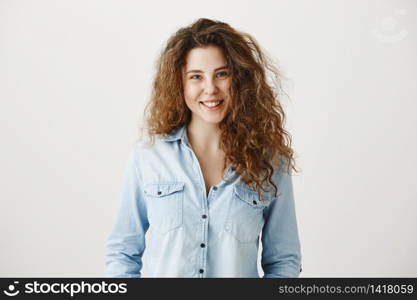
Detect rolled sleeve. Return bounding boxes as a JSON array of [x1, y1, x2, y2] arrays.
[[105, 143, 149, 277], [261, 163, 302, 278]]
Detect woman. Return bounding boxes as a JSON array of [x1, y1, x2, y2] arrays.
[[105, 18, 302, 278]]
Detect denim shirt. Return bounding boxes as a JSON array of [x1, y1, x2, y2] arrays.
[[105, 125, 302, 278]]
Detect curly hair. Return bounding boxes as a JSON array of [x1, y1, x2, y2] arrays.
[[141, 18, 300, 201]]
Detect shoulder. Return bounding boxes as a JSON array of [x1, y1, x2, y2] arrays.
[[264, 154, 294, 197], [265, 153, 292, 181], [132, 126, 185, 153], [130, 135, 166, 155], [128, 132, 182, 167]]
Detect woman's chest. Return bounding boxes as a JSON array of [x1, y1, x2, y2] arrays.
[[197, 155, 225, 194], [143, 177, 272, 243]]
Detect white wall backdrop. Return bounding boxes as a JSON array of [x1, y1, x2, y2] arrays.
[[0, 0, 416, 277]]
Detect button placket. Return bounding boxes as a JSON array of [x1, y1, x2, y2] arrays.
[[225, 222, 231, 232]]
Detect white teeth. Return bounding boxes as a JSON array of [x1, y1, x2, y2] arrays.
[[201, 100, 222, 107]]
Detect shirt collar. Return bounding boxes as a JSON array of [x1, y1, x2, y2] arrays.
[[161, 124, 237, 180], [160, 125, 187, 142]]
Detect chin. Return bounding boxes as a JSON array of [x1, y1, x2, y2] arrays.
[[191, 111, 226, 125], [201, 116, 224, 124]]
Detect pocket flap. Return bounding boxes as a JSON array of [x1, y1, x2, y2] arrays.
[[234, 185, 272, 208], [144, 182, 185, 197]]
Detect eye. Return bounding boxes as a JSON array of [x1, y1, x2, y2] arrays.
[[216, 71, 229, 78], [189, 74, 202, 80]]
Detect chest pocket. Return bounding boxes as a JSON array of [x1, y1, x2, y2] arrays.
[[144, 182, 185, 234], [225, 184, 273, 243]]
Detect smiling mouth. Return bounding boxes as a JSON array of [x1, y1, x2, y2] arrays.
[[199, 99, 224, 108]]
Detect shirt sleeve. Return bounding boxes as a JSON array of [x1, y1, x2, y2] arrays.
[[105, 143, 149, 277], [261, 161, 302, 278]]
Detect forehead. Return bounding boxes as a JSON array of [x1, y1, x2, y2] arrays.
[[184, 46, 227, 71]]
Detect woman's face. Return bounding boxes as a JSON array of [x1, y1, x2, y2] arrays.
[[182, 45, 231, 124]]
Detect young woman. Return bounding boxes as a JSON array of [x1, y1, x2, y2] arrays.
[[105, 18, 302, 278]]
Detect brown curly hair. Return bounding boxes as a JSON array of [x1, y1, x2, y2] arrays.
[[141, 18, 300, 201]]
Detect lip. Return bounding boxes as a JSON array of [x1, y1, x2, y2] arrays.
[[200, 99, 223, 103], [199, 99, 224, 111]]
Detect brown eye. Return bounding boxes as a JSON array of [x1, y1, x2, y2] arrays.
[[216, 71, 228, 78], [190, 74, 202, 80]]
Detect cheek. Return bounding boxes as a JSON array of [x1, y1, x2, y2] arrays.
[[220, 79, 232, 93], [184, 97, 194, 110], [184, 85, 199, 110], [184, 83, 202, 100]]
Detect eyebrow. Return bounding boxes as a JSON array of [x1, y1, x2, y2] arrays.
[[185, 65, 229, 74]]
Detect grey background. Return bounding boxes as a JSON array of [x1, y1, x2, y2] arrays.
[[0, 0, 416, 277]]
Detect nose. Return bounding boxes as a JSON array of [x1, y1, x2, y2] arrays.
[[203, 78, 218, 95]]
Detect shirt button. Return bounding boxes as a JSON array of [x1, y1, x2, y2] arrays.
[[253, 200, 257, 205], [200, 243, 205, 248], [212, 186, 218, 190], [199, 269, 204, 274], [157, 191, 162, 195], [202, 214, 207, 219]]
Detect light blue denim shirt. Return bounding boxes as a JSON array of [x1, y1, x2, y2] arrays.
[[105, 125, 302, 278]]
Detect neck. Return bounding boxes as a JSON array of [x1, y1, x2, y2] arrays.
[[186, 118, 222, 153]]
